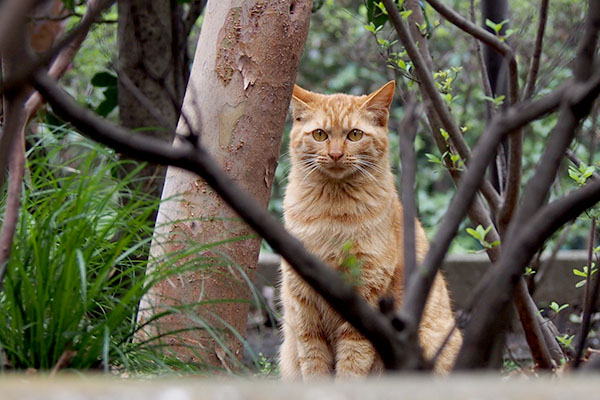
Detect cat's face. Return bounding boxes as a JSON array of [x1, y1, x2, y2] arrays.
[[289, 81, 395, 180]]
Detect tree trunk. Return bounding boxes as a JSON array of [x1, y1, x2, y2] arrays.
[[137, 0, 311, 369], [117, 0, 189, 200]]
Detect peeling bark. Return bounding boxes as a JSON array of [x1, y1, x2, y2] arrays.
[[137, 0, 311, 369]]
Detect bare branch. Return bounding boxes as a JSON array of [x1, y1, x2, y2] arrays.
[[573, 216, 597, 368], [398, 101, 419, 287], [513, 278, 553, 369], [523, 0, 550, 100], [0, 116, 25, 290], [469, 0, 495, 118], [456, 3, 600, 366], [183, 0, 206, 39]]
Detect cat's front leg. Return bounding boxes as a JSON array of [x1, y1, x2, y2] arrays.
[[287, 297, 334, 379], [334, 321, 376, 379]]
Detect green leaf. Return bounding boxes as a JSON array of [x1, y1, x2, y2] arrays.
[[91, 71, 118, 88], [466, 227, 481, 240], [425, 153, 442, 165], [400, 10, 413, 19], [366, 0, 389, 29], [549, 302, 568, 313], [62, 0, 75, 11], [440, 128, 449, 141], [573, 268, 587, 277], [96, 86, 118, 117]]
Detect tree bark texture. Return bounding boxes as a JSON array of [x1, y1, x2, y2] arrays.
[[117, 0, 188, 199], [137, 0, 311, 368]]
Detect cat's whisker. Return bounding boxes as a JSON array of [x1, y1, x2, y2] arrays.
[[354, 164, 378, 184], [300, 163, 321, 185]]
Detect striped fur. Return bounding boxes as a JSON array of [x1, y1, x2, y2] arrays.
[[279, 82, 461, 380]]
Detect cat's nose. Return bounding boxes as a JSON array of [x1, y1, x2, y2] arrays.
[[328, 152, 343, 162]]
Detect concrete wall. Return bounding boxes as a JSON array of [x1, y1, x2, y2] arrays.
[[256, 250, 592, 310]]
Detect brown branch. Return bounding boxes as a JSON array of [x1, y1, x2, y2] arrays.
[[513, 278, 553, 369], [573, 216, 597, 368], [183, 0, 206, 39], [382, 0, 471, 165], [0, 115, 26, 289], [469, 0, 495, 118], [502, 3, 600, 237], [457, 4, 600, 366], [523, 0, 550, 100], [398, 101, 419, 287], [32, 72, 410, 370]]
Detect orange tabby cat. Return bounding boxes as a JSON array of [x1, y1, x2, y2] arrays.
[[279, 81, 462, 379]]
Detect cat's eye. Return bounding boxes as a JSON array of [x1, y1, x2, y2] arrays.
[[347, 129, 364, 141], [312, 129, 328, 142]]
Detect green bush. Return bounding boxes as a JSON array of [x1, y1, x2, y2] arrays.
[[0, 133, 269, 374]]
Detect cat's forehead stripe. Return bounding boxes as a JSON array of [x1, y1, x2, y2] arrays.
[[319, 94, 362, 129]]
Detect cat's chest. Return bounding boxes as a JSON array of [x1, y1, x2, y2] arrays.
[[284, 197, 396, 262]]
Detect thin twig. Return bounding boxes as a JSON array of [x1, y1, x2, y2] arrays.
[[183, 0, 206, 39], [49, 349, 76, 377], [469, 0, 495, 118], [523, 0, 550, 100], [573, 216, 596, 368]]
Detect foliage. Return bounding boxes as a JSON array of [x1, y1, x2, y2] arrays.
[[0, 134, 154, 370], [0, 132, 270, 374]]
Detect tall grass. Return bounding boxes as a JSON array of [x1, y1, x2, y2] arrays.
[[0, 132, 273, 375]]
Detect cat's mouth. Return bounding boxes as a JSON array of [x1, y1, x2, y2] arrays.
[[320, 162, 353, 179]]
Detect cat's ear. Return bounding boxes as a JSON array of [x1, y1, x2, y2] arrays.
[[361, 81, 395, 126], [291, 84, 315, 122]]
